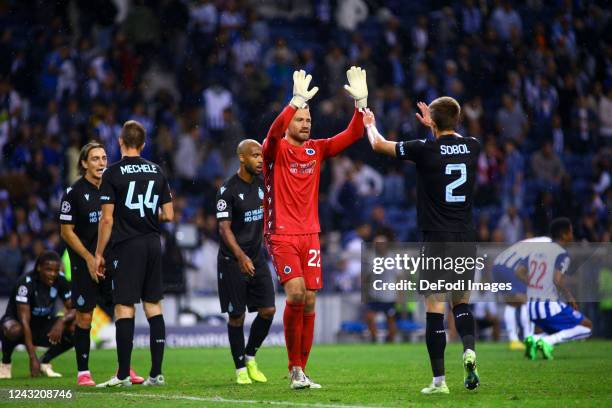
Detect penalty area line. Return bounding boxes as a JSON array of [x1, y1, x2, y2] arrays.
[[79, 391, 390, 408]]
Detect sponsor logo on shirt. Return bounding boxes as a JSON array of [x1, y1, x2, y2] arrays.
[[289, 160, 317, 175], [244, 207, 263, 223]]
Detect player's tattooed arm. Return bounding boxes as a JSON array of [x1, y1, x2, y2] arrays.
[[218, 220, 255, 276], [17, 304, 40, 377], [363, 108, 398, 157], [60, 224, 98, 283], [553, 269, 578, 310]]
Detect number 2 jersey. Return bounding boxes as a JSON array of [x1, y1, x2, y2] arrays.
[[100, 156, 172, 244], [395, 134, 480, 232]]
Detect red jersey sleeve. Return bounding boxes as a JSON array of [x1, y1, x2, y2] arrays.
[[318, 108, 364, 159], [262, 105, 297, 161]]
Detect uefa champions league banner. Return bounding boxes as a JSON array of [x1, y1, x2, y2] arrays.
[[361, 242, 612, 303], [130, 324, 285, 349]]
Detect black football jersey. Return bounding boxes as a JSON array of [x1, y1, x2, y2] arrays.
[[99, 156, 172, 244], [216, 174, 265, 260], [59, 177, 101, 255], [395, 134, 480, 232], [3, 271, 71, 319]]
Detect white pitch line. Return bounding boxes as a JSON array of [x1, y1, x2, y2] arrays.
[[79, 391, 391, 408]]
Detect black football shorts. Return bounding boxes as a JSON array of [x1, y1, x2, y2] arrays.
[[217, 253, 275, 315], [70, 254, 113, 312], [418, 230, 477, 295], [110, 233, 164, 305]]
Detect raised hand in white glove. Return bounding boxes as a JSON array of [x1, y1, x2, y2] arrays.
[[289, 70, 319, 109], [344, 66, 368, 109]]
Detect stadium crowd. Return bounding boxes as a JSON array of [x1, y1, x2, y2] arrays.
[[0, 0, 610, 294]]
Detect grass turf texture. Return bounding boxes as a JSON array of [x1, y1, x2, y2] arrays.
[[1, 341, 611, 407]]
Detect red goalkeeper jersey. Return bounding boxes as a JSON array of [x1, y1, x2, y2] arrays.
[[262, 105, 364, 235]]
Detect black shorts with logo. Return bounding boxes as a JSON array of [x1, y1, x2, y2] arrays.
[[418, 230, 477, 295], [110, 233, 164, 305], [217, 253, 275, 315], [70, 254, 113, 312]]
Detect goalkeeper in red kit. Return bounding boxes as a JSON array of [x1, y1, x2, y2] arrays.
[[263, 67, 367, 389]]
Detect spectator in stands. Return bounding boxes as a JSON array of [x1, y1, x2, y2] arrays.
[[496, 94, 527, 144], [598, 84, 612, 145], [490, 0, 522, 41], [497, 205, 524, 244], [531, 140, 565, 187]]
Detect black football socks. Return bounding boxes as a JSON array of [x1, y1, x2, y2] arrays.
[[74, 326, 91, 372], [148, 315, 165, 377], [227, 323, 246, 369], [245, 314, 273, 357], [425, 312, 446, 377], [115, 318, 135, 380], [453, 303, 476, 352]]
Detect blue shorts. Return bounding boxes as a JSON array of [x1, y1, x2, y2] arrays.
[[492, 264, 526, 294], [367, 302, 396, 315], [530, 300, 584, 334]]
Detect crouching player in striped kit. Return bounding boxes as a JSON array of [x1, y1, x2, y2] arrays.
[[516, 217, 592, 360]]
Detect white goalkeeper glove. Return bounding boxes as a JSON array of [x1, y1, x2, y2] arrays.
[[289, 70, 319, 109], [344, 66, 368, 109]]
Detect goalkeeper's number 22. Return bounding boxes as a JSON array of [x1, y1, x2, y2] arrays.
[[125, 180, 159, 217]]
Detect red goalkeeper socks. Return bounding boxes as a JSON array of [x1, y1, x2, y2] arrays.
[[301, 312, 315, 370], [284, 301, 305, 370]]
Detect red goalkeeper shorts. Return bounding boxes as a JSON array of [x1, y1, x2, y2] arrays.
[[265, 233, 322, 290]]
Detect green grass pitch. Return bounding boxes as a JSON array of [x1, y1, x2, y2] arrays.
[[1, 341, 611, 407]]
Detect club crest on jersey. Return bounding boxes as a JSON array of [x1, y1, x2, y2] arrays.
[[84, 194, 89, 201], [258, 187, 264, 199], [217, 199, 227, 211], [305, 148, 315, 155], [61, 201, 71, 213], [283, 265, 292, 274]]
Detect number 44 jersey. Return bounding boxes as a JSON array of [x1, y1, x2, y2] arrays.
[[100, 156, 172, 243], [395, 134, 480, 232]]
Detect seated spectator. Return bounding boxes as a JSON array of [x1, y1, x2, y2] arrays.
[[531, 140, 565, 187]]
